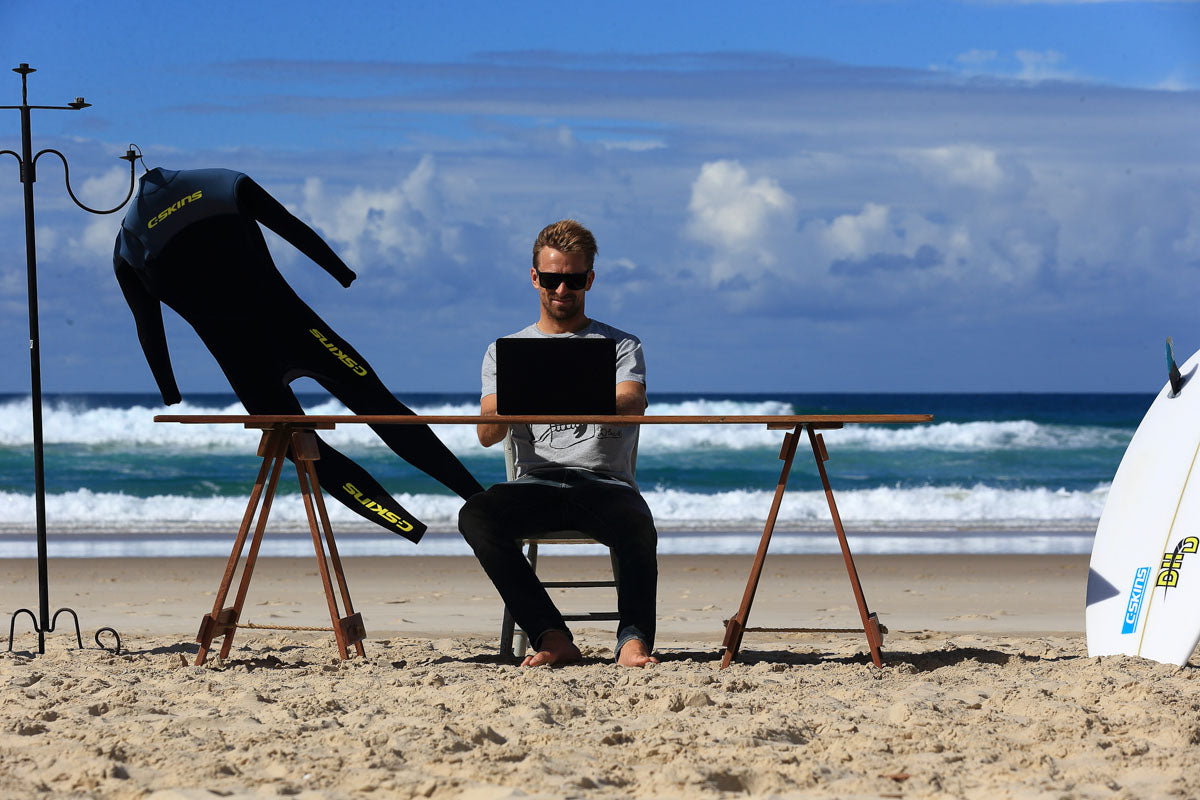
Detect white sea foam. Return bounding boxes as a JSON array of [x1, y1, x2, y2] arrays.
[[0, 397, 1130, 454], [0, 482, 1107, 535], [820, 419, 1130, 452]]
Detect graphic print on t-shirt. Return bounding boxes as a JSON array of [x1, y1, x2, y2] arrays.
[[534, 423, 597, 450]]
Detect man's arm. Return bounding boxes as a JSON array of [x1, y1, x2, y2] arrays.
[[477, 393, 508, 447], [616, 380, 647, 416]]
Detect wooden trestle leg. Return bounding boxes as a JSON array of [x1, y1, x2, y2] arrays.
[[720, 423, 885, 669], [721, 424, 803, 669], [196, 426, 289, 665], [292, 430, 365, 659], [805, 425, 885, 669], [194, 423, 364, 665]]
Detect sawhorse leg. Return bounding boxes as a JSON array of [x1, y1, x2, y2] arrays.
[[292, 431, 365, 659], [721, 423, 884, 669], [196, 426, 289, 665], [805, 425, 884, 668], [194, 424, 364, 665]]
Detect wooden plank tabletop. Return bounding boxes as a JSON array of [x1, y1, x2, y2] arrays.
[[154, 414, 932, 426]]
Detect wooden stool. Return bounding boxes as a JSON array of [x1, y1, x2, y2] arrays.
[[195, 423, 365, 665]]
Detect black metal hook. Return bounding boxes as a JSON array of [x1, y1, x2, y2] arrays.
[[49, 608, 84, 649], [95, 627, 122, 655], [128, 143, 149, 175], [31, 145, 138, 215], [7, 608, 36, 651]]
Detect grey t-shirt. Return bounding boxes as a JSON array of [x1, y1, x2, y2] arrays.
[[482, 320, 645, 488]]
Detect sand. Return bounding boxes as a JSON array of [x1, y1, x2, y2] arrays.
[[2, 553, 1199, 799]]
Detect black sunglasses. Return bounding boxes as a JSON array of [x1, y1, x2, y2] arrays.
[[536, 269, 591, 291]]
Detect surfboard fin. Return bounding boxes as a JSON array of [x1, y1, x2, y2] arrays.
[[1167, 337, 1184, 396]]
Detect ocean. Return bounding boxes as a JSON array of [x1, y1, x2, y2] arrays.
[[0, 392, 1147, 558]]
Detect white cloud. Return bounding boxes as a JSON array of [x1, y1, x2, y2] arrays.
[[950, 48, 1090, 85], [1154, 70, 1198, 92], [1015, 49, 1074, 82], [35, 226, 59, 258], [685, 160, 796, 283], [78, 166, 136, 213], [0, 266, 25, 299], [62, 216, 120, 266], [957, 49, 999, 65], [820, 203, 892, 260], [600, 139, 666, 152], [26, 165, 133, 268], [906, 145, 1005, 191], [299, 155, 440, 268], [77, 217, 119, 262]]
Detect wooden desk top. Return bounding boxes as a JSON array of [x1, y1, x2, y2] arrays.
[[155, 413, 932, 427]]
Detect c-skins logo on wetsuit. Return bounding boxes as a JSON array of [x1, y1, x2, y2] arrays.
[[309, 328, 368, 376], [146, 190, 203, 229], [341, 482, 415, 532]]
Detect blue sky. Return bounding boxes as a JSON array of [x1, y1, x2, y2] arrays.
[[2, 0, 1198, 395]]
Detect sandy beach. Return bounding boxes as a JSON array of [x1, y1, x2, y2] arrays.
[[2, 552, 1198, 799]]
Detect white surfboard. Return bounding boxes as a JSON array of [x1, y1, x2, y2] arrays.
[[1086, 343, 1200, 666]]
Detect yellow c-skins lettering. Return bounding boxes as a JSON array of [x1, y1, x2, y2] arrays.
[[146, 190, 203, 229], [342, 482, 414, 532], [310, 328, 369, 376]]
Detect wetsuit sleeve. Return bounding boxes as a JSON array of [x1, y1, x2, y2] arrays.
[[237, 178, 357, 288], [114, 258, 182, 405]]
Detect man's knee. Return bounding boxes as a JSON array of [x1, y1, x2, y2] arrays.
[[457, 492, 497, 545], [617, 512, 658, 552]]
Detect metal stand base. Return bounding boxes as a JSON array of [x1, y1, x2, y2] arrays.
[[7, 607, 121, 654]]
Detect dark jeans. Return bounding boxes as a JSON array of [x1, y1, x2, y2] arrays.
[[458, 470, 658, 655]]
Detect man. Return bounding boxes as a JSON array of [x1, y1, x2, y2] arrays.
[[458, 219, 659, 668]]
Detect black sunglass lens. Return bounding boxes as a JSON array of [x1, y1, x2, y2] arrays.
[[539, 271, 588, 290]]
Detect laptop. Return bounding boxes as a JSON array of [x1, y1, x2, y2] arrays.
[[495, 337, 617, 415]]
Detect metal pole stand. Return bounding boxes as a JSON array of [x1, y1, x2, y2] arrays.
[[2, 63, 135, 656], [721, 423, 886, 669], [195, 423, 366, 665]]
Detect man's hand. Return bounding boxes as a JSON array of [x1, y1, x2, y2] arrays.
[[477, 393, 508, 447]]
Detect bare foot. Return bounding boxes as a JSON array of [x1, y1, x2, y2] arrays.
[[616, 638, 660, 667], [521, 630, 582, 667]]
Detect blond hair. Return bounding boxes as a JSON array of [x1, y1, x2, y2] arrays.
[[532, 219, 598, 270]]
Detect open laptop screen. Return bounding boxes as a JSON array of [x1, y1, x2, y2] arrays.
[[495, 337, 617, 415]]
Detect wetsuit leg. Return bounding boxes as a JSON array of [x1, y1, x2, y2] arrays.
[[310, 437, 426, 542], [227, 374, 428, 541], [300, 317, 484, 499]]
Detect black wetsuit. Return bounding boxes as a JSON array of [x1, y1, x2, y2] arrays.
[[113, 167, 482, 541]]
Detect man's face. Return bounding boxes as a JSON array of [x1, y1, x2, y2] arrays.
[[532, 247, 594, 323]]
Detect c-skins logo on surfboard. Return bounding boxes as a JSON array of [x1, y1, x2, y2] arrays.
[[1121, 566, 1151, 634]]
